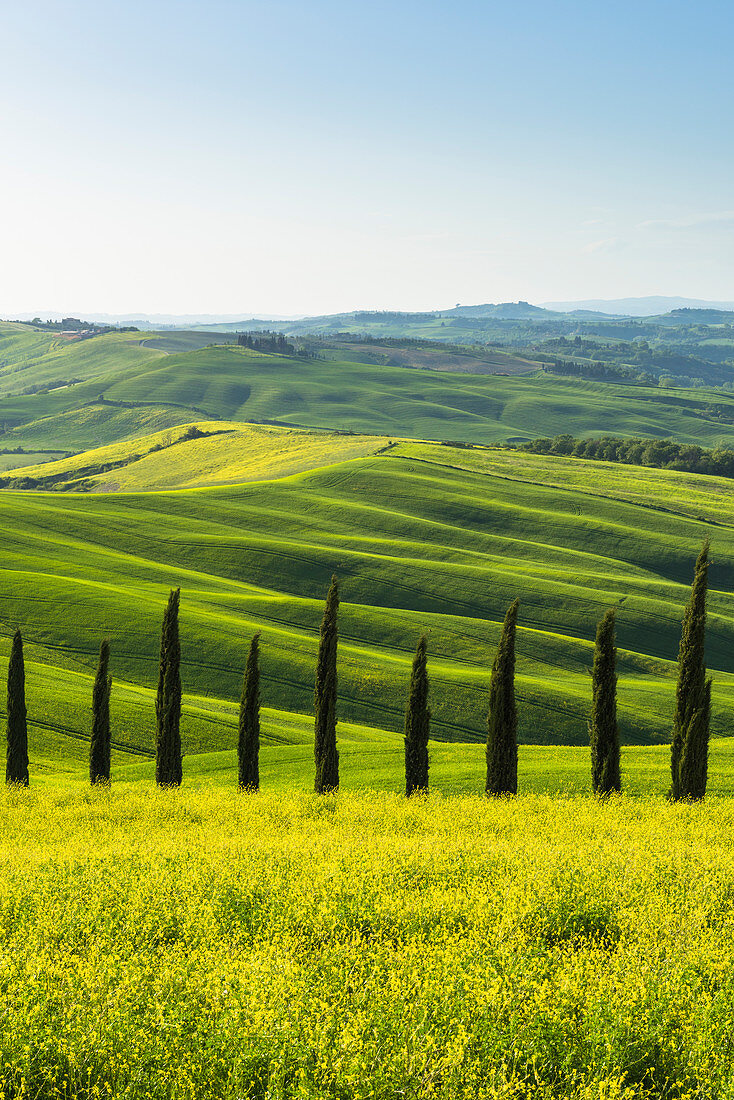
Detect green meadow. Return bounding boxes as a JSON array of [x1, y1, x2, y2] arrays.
[[1, 429, 732, 788], [2, 422, 392, 491], [2, 321, 734, 791], [4, 322, 734, 454]]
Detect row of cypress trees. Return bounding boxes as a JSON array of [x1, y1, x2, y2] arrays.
[[383, 543, 709, 802], [586, 541, 712, 801], [5, 545, 713, 800], [5, 588, 186, 790]]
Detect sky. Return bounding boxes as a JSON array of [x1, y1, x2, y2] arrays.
[[1, 0, 733, 316]]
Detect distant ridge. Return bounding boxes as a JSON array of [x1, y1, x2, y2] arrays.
[[7, 298, 734, 329], [1, 311, 304, 328], [542, 296, 734, 316], [442, 301, 557, 320]]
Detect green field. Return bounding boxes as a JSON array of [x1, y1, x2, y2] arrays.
[[320, 339, 544, 374], [3, 321, 734, 1099], [5, 323, 734, 454], [1, 422, 392, 491], [2, 321, 734, 789], [1, 434, 733, 786]]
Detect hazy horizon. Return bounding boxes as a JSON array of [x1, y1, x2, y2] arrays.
[[6, 295, 734, 326]]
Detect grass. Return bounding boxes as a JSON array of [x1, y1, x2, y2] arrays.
[[322, 339, 543, 374], [2, 439, 734, 778], [87, 735, 734, 800], [0, 324, 162, 397], [0, 451, 64, 472], [4, 422, 392, 491], [4, 788, 734, 1097], [105, 344, 734, 446], [4, 325, 734, 1098], [4, 322, 734, 772], [5, 322, 734, 453]]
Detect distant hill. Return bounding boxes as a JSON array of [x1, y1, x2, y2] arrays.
[[1, 311, 303, 329], [8, 298, 734, 328], [664, 308, 734, 323], [5, 319, 734, 755], [5, 436, 734, 751], [196, 302, 600, 335], [543, 296, 734, 316], [441, 301, 557, 320]]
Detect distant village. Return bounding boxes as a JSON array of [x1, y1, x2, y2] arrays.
[[23, 317, 139, 339]]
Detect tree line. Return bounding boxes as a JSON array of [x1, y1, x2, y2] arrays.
[[542, 359, 652, 384], [5, 545, 713, 801], [518, 434, 734, 479], [237, 332, 295, 355], [236, 332, 319, 359]]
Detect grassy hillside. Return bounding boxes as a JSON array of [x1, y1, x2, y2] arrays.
[[2, 422, 392, 491], [2, 439, 734, 785], [3, 403, 199, 451], [200, 307, 734, 385], [4, 321, 734, 787], [321, 339, 543, 374], [0, 323, 162, 396], [104, 344, 734, 445], [0, 323, 195, 451], [5, 323, 734, 455]]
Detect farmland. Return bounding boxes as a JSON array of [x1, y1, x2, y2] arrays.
[[4, 318, 734, 1100], [1, 430, 733, 787], [4, 323, 734, 456], [3, 316, 734, 1099], [1, 422, 392, 491], [9, 0, 734, 1091]]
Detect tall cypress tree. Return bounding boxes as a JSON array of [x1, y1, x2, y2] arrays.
[[589, 608, 621, 795], [404, 635, 430, 796], [89, 639, 112, 785], [314, 575, 339, 793], [486, 600, 519, 796], [671, 541, 712, 801], [238, 632, 261, 790], [6, 629, 29, 787], [156, 588, 183, 788]]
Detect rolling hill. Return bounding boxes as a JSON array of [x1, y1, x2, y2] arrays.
[[0, 422, 392, 491], [2, 436, 734, 788], [544, 296, 734, 316], [4, 323, 734, 457], [3, 320, 734, 790]]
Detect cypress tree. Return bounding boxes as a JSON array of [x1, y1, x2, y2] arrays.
[[679, 679, 712, 801], [238, 632, 261, 790], [671, 541, 712, 800], [589, 608, 621, 795], [314, 575, 339, 793], [156, 588, 183, 788], [486, 600, 519, 796], [89, 639, 112, 785], [6, 629, 29, 787], [404, 635, 430, 796]]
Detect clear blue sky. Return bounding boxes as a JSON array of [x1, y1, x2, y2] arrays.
[[2, 0, 733, 315]]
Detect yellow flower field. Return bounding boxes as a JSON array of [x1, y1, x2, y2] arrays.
[[2, 788, 734, 1098]]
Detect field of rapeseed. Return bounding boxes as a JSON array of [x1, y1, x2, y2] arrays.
[[2, 789, 734, 1099]]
